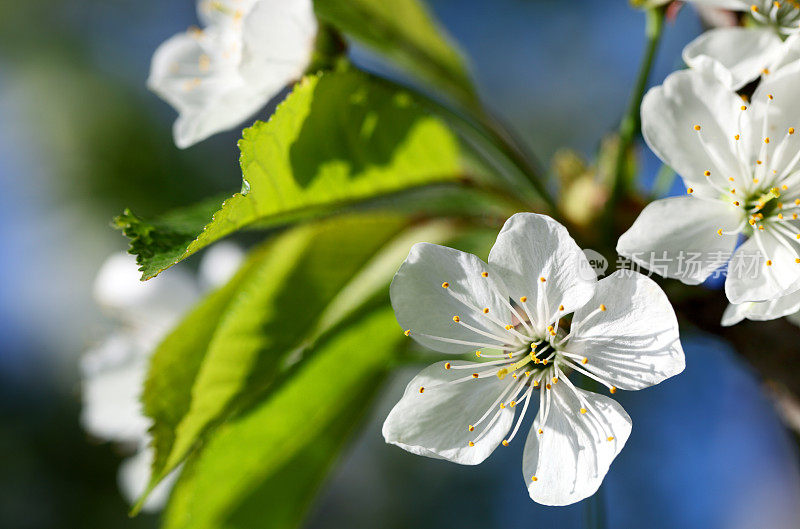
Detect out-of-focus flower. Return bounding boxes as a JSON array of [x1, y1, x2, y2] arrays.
[[81, 243, 243, 511], [148, 0, 318, 148], [684, 28, 800, 90], [383, 213, 684, 506], [618, 66, 800, 303]]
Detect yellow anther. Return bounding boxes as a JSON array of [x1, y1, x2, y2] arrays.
[[796, 258, 800, 263], [542, 359, 548, 365], [600, 304, 607, 312], [704, 170, 711, 177], [538, 428, 543, 434], [539, 277, 546, 283], [483, 307, 489, 314], [444, 362, 451, 370], [508, 353, 513, 359], [759, 225, 765, 231], [791, 128, 796, 135], [772, 187, 781, 196], [741, 106, 747, 111], [505, 324, 513, 330], [525, 371, 531, 377], [441, 282, 449, 288], [766, 137, 771, 144], [730, 188, 736, 194], [733, 201, 740, 206], [610, 386, 617, 394], [717, 229, 723, 236], [687, 188, 694, 194], [757, 160, 763, 165], [753, 178, 760, 184], [520, 296, 528, 303], [794, 214, 798, 219], [453, 316, 460, 322], [559, 304, 564, 311], [502, 440, 509, 446], [468, 425, 475, 432], [769, 94, 774, 100], [582, 357, 588, 364], [580, 408, 587, 414], [533, 380, 540, 387], [499, 403, 505, 409], [767, 260, 773, 266], [779, 214, 784, 219], [734, 135, 740, 141], [531, 476, 538, 482], [472, 373, 479, 379], [763, 67, 771, 74], [476, 351, 482, 357], [749, 218, 757, 226], [510, 401, 517, 408], [694, 125, 701, 131], [607, 436, 615, 442], [783, 185, 789, 190], [552, 376, 558, 384], [468, 441, 475, 447], [419, 387, 425, 394], [404, 329, 411, 336], [496, 368, 508, 380], [546, 383, 551, 389], [481, 272, 488, 278], [751, 4, 759, 11]]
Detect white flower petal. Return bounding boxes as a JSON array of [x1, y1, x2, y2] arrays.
[[119, 447, 179, 512], [685, 0, 749, 7], [566, 271, 685, 390], [80, 334, 151, 443], [390, 243, 515, 354], [522, 384, 631, 506], [725, 231, 800, 303], [722, 288, 800, 326], [239, 0, 317, 88], [149, 0, 316, 148], [93, 252, 198, 328], [488, 213, 596, 331], [382, 362, 515, 465], [617, 196, 740, 284], [747, 60, 800, 178], [198, 242, 245, 289], [683, 27, 782, 90], [641, 69, 748, 193]]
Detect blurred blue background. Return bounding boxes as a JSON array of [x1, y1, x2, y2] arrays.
[[0, 0, 797, 527]]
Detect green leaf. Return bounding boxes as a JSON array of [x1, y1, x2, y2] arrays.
[[314, 0, 477, 107], [120, 70, 462, 280], [137, 214, 457, 510], [162, 307, 403, 529]]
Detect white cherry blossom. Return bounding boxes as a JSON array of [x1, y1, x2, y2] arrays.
[[618, 65, 800, 303], [383, 213, 684, 506], [148, 0, 317, 148], [81, 243, 243, 510]]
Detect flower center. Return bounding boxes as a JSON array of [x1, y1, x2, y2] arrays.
[[750, 1, 800, 35]]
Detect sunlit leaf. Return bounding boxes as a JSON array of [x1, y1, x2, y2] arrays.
[[119, 70, 462, 280], [162, 307, 403, 529], [136, 214, 456, 510]]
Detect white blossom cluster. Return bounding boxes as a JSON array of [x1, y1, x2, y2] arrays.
[[83, 0, 800, 513]]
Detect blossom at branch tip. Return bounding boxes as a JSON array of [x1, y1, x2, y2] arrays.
[[618, 66, 800, 303], [148, 0, 317, 148], [81, 243, 244, 511], [383, 213, 684, 506]]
